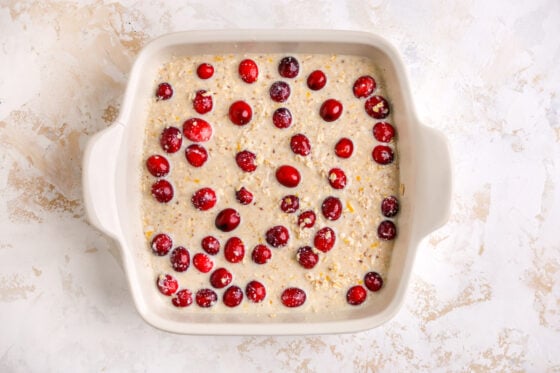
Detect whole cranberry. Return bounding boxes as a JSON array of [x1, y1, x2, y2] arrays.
[[224, 237, 245, 263], [236, 187, 254, 205], [378, 220, 397, 240], [223, 285, 244, 307], [251, 244, 272, 264], [191, 187, 217, 211], [156, 274, 178, 296], [321, 196, 342, 220], [373, 122, 395, 143], [346, 285, 367, 305], [229, 100, 252, 125], [215, 208, 241, 232], [197, 63, 214, 79], [269, 81, 291, 102], [280, 195, 300, 213], [365, 95, 390, 119], [381, 196, 399, 217], [156, 82, 173, 100], [328, 168, 347, 190], [193, 90, 213, 114], [160, 127, 182, 153], [278, 56, 300, 78], [195, 288, 218, 307], [307, 70, 327, 90], [185, 144, 209, 167], [353, 75, 376, 98], [151, 179, 174, 203], [151, 233, 172, 256], [281, 287, 306, 307], [209, 267, 233, 289], [335, 138, 354, 158], [193, 253, 213, 273], [239, 59, 259, 83], [290, 134, 311, 156], [235, 150, 257, 172], [372, 145, 394, 165], [320, 99, 343, 122], [297, 210, 316, 229], [314, 227, 336, 252], [296, 246, 319, 269], [272, 107, 293, 129], [171, 289, 193, 307], [265, 225, 290, 248], [364, 271, 384, 292], [246, 280, 266, 303], [275, 165, 301, 188], [146, 155, 170, 177], [201, 236, 220, 255], [170, 246, 190, 272], [183, 118, 213, 142]]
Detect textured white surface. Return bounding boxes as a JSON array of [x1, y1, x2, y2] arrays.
[[1, 0, 559, 371]]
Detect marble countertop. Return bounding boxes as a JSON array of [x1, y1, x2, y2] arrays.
[[1, 0, 559, 371]]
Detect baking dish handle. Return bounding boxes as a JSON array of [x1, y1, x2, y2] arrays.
[[416, 125, 452, 237], [82, 122, 125, 239]]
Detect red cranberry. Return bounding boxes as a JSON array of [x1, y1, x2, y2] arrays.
[[372, 145, 394, 165], [378, 220, 397, 240], [160, 127, 182, 153], [275, 165, 300, 188], [381, 196, 399, 217], [364, 271, 384, 292], [280, 195, 300, 213], [191, 187, 217, 211], [195, 288, 218, 307], [298, 210, 316, 229], [320, 99, 343, 122], [346, 285, 367, 305], [197, 63, 214, 79], [353, 75, 376, 98], [170, 246, 190, 272], [151, 233, 172, 256], [335, 138, 354, 158], [328, 168, 347, 189], [281, 287, 306, 307], [265, 225, 290, 248], [251, 244, 272, 264], [307, 70, 327, 90], [278, 56, 299, 78], [146, 155, 170, 177], [229, 100, 252, 125], [223, 285, 244, 307], [373, 122, 395, 143], [215, 208, 241, 232], [235, 150, 257, 172], [156, 274, 178, 296], [183, 118, 212, 142], [151, 179, 174, 203], [209, 267, 233, 289], [193, 253, 213, 273], [246, 280, 266, 303], [236, 187, 254, 205], [185, 144, 208, 167], [156, 82, 173, 100], [296, 246, 319, 269], [314, 227, 336, 252], [321, 196, 342, 220], [201, 236, 220, 255], [224, 237, 245, 263], [171, 289, 193, 307], [192, 90, 213, 114], [238, 59, 259, 83], [269, 81, 291, 102], [272, 107, 293, 129], [290, 134, 311, 156], [365, 95, 390, 119]]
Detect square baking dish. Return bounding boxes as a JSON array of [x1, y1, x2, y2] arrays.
[[83, 30, 451, 335]]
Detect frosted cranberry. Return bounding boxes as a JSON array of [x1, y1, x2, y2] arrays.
[[160, 127, 182, 153], [321, 196, 342, 220], [192, 90, 213, 114], [275, 165, 300, 188], [229, 100, 252, 125], [215, 208, 241, 232], [185, 144, 208, 167], [195, 288, 218, 307], [372, 145, 394, 165], [235, 150, 257, 172], [151, 233, 172, 256], [224, 237, 245, 263], [193, 253, 213, 273], [278, 56, 299, 78], [246, 280, 266, 303], [272, 107, 293, 129], [307, 70, 326, 90], [146, 155, 170, 177], [290, 134, 311, 156], [183, 118, 212, 142], [335, 138, 354, 158], [223, 285, 244, 307], [373, 122, 395, 143], [364, 271, 384, 292], [296, 246, 319, 269], [346, 285, 367, 305], [280, 195, 299, 213], [265, 225, 289, 248], [236, 187, 254, 205], [156, 82, 173, 100], [197, 63, 214, 79], [151, 179, 174, 203], [353, 75, 376, 98], [269, 81, 291, 102], [191, 187, 217, 211], [378, 220, 397, 240], [314, 227, 336, 252], [320, 99, 343, 122], [171, 289, 193, 307], [170, 246, 190, 272], [381, 196, 399, 217], [327, 168, 347, 190], [156, 274, 178, 296], [251, 244, 272, 264], [298, 210, 316, 229], [201, 236, 220, 255], [209, 267, 233, 289], [365, 95, 390, 119], [239, 59, 258, 83], [281, 287, 306, 308]]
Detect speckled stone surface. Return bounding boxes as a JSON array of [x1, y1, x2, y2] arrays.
[[1, 1, 559, 371]]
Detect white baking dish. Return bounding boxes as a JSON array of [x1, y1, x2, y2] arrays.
[[83, 30, 451, 335]]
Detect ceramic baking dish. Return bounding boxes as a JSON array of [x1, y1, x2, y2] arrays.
[[83, 30, 451, 335]]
